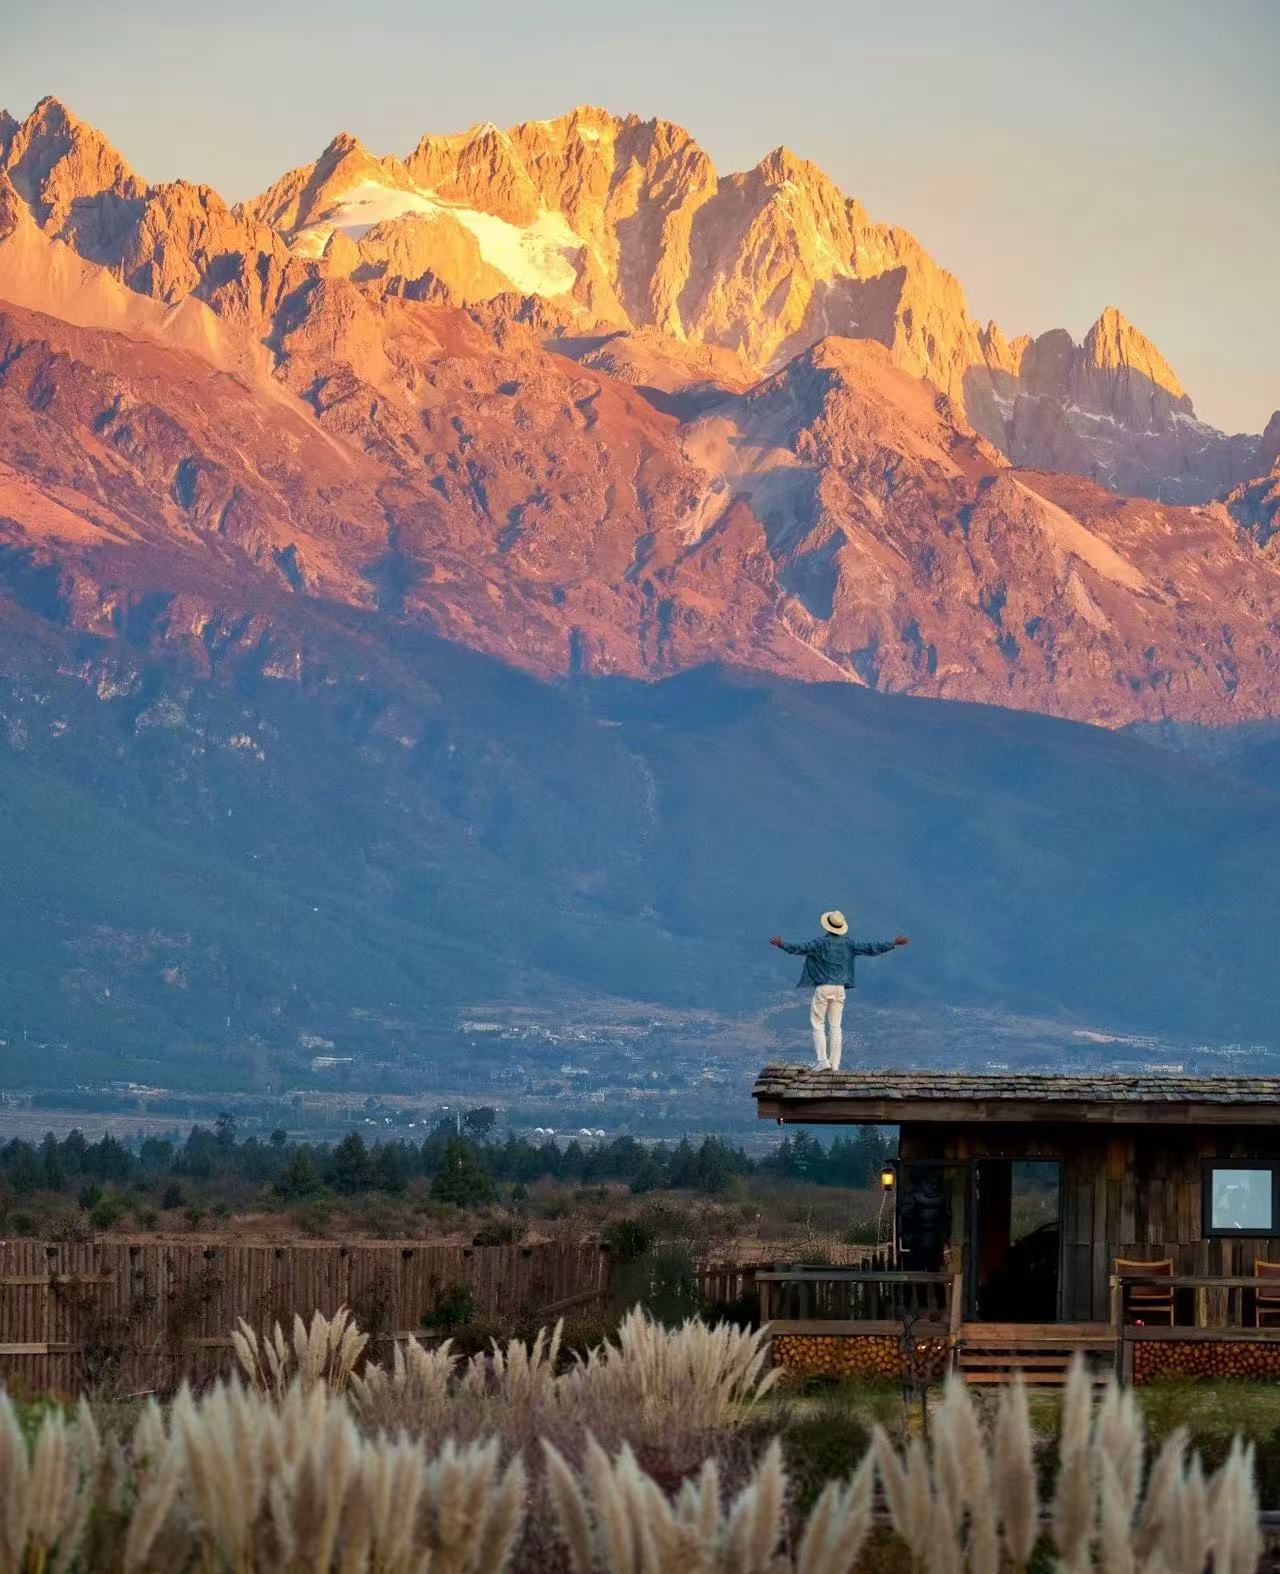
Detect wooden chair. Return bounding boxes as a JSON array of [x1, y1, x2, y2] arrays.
[[1116, 1257, 1175, 1326], [1255, 1259, 1280, 1328]]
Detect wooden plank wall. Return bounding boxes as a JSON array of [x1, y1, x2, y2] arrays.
[[0, 1238, 610, 1395], [901, 1123, 1280, 1325]]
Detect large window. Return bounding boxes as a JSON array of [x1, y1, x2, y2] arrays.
[[1203, 1163, 1280, 1236]]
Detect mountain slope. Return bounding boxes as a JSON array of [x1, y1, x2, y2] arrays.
[[1228, 411, 1280, 549], [2, 604, 1278, 1086], [0, 290, 1278, 724]]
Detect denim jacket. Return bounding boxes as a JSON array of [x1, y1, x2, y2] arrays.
[[779, 934, 896, 988]]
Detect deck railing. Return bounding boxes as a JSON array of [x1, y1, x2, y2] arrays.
[[756, 1268, 960, 1335], [1109, 1272, 1280, 1381], [1110, 1272, 1280, 1334]]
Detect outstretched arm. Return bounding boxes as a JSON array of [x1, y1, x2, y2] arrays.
[[770, 936, 820, 955], [852, 935, 910, 956]]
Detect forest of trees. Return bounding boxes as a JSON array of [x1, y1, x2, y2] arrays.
[[0, 1114, 893, 1226]]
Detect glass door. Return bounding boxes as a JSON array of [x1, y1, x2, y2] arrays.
[[970, 1159, 1062, 1322]]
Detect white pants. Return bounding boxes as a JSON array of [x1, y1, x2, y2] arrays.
[[810, 984, 846, 1068]]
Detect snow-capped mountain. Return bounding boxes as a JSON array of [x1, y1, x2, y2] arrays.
[[1, 97, 1269, 505], [0, 94, 1278, 730]]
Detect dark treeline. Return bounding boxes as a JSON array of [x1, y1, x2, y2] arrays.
[[0, 1114, 893, 1219]]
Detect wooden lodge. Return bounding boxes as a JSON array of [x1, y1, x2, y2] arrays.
[[753, 1065, 1280, 1384]]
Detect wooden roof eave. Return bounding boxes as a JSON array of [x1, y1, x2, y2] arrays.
[[756, 1096, 1280, 1127]]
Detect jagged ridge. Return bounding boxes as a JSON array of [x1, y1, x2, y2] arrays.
[[0, 95, 1271, 506]]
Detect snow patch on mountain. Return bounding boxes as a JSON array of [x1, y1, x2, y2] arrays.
[[290, 177, 581, 296], [446, 205, 580, 297]]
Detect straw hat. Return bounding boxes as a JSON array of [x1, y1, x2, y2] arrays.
[[820, 910, 849, 936]]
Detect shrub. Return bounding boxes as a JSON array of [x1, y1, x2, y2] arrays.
[[473, 1214, 524, 1247], [777, 1395, 876, 1512], [88, 1194, 125, 1230], [634, 1199, 699, 1239], [610, 1243, 702, 1327], [429, 1283, 478, 1333], [46, 1208, 91, 1244], [353, 1199, 412, 1239], [601, 1216, 652, 1261], [536, 1192, 571, 1221], [841, 1221, 879, 1246], [438, 1316, 508, 1359], [290, 1199, 333, 1238], [556, 1310, 615, 1362]]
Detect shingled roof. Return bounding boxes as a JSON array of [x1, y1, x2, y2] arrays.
[[753, 1065, 1280, 1126]]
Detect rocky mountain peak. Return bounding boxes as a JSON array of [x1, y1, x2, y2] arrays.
[[757, 145, 814, 182], [0, 97, 147, 268], [245, 129, 419, 248], [23, 94, 87, 137], [406, 118, 543, 227], [1, 95, 143, 230], [1227, 409, 1280, 549], [1082, 305, 1189, 405], [322, 130, 365, 159], [1260, 409, 1280, 473]]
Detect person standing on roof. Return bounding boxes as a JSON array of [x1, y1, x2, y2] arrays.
[[770, 912, 909, 1070]]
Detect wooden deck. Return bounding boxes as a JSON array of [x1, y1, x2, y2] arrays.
[[759, 1267, 1280, 1384]]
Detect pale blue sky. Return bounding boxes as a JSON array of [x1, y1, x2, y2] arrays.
[[5, 0, 1277, 432]]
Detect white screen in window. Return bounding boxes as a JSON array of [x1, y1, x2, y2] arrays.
[[1211, 1168, 1273, 1232]]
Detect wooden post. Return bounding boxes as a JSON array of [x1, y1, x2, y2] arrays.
[[1109, 1274, 1124, 1379], [947, 1266, 964, 1374], [948, 1268, 964, 1339]]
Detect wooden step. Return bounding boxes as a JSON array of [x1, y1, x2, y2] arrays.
[[959, 1323, 1113, 1342], [955, 1330, 1117, 1386], [960, 1372, 1111, 1386], [957, 1352, 1084, 1367], [956, 1336, 1116, 1348]]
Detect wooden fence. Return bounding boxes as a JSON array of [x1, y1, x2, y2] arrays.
[[0, 1238, 610, 1395], [0, 1238, 883, 1394], [695, 1246, 883, 1315]]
